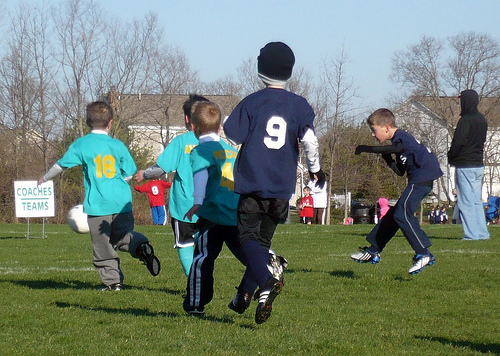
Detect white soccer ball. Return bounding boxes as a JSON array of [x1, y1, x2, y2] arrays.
[[67, 204, 89, 234]]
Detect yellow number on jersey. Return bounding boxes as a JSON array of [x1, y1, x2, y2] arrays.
[[221, 162, 234, 191], [94, 154, 116, 178]]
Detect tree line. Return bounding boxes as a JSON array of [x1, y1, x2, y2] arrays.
[[1, 0, 499, 224]]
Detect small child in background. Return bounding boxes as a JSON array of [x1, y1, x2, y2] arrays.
[[299, 187, 314, 224], [134, 178, 172, 225], [438, 206, 448, 224], [428, 205, 435, 224], [38, 101, 160, 291]]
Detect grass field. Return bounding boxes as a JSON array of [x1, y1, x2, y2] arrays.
[[0, 222, 499, 355]]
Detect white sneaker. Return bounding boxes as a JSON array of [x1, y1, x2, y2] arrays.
[[408, 253, 435, 274], [351, 247, 380, 264]]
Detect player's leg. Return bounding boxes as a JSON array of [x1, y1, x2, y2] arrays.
[[253, 198, 288, 324], [172, 217, 196, 277], [156, 205, 166, 226], [151, 207, 159, 225], [184, 220, 224, 314], [88, 215, 123, 289], [112, 211, 160, 277], [393, 184, 436, 274], [224, 225, 257, 314], [351, 205, 398, 264]]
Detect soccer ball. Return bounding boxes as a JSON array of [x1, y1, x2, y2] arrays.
[[67, 204, 89, 234]]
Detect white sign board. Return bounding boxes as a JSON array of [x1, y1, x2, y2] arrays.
[[14, 181, 55, 218]]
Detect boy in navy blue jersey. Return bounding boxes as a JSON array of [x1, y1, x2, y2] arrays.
[[182, 101, 248, 315], [224, 42, 325, 324], [352, 108, 443, 274]]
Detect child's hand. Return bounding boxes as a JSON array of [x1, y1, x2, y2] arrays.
[[355, 145, 370, 155], [184, 204, 201, 221], [37, 176, 45, 186], [134, 170, 145, 182]]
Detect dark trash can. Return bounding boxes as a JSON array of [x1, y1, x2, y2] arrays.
[[351, 204, 373, 224]]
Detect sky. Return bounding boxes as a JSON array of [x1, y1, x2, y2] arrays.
[[4, 0, 500, 108]]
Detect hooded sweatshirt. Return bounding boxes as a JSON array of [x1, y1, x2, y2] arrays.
[[447, 89, 488, 168]]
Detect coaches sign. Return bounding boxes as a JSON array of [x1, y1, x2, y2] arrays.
[[14, 181, 55, 218]]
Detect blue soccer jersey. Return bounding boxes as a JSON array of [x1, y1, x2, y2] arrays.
[[223, 87, 316, 199], [156, 131, 199, 223], [57, 132, 136, 216], [392, 129, 443, 184], [190, 138, 239, 226]]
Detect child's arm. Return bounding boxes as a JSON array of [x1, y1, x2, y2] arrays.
[[300, 128, 326, 188], [355, 142, 405, 176], [134, 165, 165, 182], [38, 163, 65, 185], [184, 169, 208, 221], [355, 142, 404, 155]]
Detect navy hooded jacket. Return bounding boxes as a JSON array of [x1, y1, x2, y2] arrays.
[[447, 89, 488, 168]]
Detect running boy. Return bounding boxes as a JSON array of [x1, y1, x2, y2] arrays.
[[135, 94, 209, 277], [38, 101, 160, 291], [182, 101, 247, 314], [352, 108, 443, 274], [223, 42, 325, 324]]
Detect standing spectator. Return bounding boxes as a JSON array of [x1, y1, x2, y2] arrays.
[[299, 187, 314, 224], [134, 179, 172, 225], [447, 89, 490, 240], [308, 178, 328, 224], [451, 188, 461, 224]]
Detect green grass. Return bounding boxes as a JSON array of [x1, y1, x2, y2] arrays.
[[0, 222, 499, 355]]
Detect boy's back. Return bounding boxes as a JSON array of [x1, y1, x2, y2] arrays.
[[156, 130, 198, 223], [58, 132, 136, 215], [391, 129, 442, 184], [224, 87, 315, 199], [190, 139, 239, 226]]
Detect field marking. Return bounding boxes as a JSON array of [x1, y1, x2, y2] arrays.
[[0, 266, 95, 275]]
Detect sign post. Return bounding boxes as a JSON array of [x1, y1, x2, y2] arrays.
[[14, 180, 55, 238]]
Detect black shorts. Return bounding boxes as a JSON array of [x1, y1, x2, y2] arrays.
[[237, 194, 289, 249], [171, 217, 198, 248]]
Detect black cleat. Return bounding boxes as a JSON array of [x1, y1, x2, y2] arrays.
[[255, 277, 284, 324], [136, 243, 160, 276], [228, 291, 252, 314]]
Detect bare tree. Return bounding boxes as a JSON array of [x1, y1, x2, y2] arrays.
[[236, 57, 264, 97], [316, 46, 359, 223], [53, 0, 106, 137]]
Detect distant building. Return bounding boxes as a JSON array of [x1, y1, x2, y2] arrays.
[[105, 89, 240, 158]]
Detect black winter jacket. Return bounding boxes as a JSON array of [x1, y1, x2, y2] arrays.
[[447, 90, 488, 168]]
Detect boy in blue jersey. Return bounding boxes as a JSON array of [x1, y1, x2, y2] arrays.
[[135, 94, 209, 277], [224, 42, 325, 324], [182, 101, 247, 315], [38, 101, 160, 291], [352, 108, 443, 274]]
